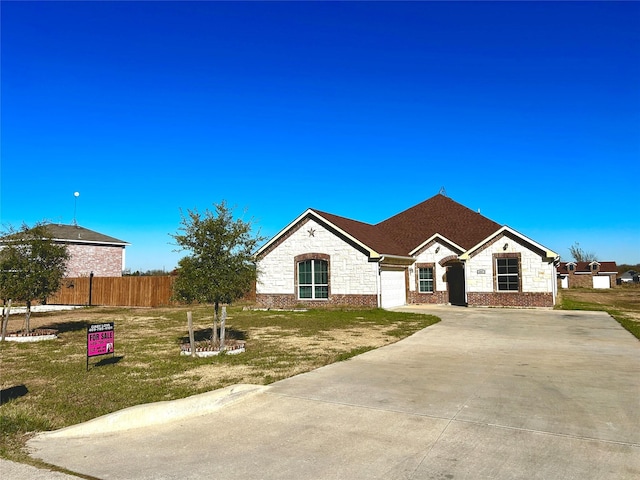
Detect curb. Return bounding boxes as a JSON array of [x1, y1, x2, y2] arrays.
[[34, 384, 268, 438]]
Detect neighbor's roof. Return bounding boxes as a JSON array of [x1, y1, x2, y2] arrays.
[[44, 224, 129, 246], [557, 261, 618, 274]]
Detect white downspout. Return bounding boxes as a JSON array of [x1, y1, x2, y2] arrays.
[[462, 259, 468, 305], [377, 257, 385, 308]]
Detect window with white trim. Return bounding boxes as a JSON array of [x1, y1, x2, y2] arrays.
[[298, 259, 328, 299], [496, 257, 519, 291], [418, 267, 434, 293]]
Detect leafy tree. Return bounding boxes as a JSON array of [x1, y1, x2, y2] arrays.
[[0, 222, 69, 334], [568, 242, 597, 262], [171, 202, 264, 346], [123, 268, 168, 276]]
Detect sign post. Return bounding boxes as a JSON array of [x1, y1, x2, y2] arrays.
[[87, 322, 114, 371]]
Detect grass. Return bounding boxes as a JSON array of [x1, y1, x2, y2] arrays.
[[557, 284, 640, 340], [0, 306, 439, 464]]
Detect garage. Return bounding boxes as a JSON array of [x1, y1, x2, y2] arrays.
[[592, 276, 610, 289], [380, 269, 407, 308]]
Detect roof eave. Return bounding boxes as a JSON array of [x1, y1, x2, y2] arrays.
[[378, 254, 415, 265], [409, 233, 466, 256], [255, 209, 381, 260], [54, 238, 129, 247], [459, 226, 558, 261]]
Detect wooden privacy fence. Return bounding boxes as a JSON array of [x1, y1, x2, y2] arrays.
[[47, 276, 256, 308], [48, 276, 176, 308]]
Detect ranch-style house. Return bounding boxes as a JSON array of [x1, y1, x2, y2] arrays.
[[255, 194, 559, 309]]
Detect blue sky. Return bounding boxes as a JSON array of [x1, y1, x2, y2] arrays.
[[2, 1, 639, 271]]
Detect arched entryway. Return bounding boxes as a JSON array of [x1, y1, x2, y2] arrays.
[[445, 262, 466, 306]]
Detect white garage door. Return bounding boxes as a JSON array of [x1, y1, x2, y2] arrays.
[[593, 276, 610, 289], [380, 269, 406, 308]]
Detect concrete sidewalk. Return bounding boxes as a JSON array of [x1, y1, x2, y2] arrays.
[[26, 307, 640, 479]]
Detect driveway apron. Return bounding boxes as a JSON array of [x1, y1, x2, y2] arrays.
[[28, 307, 640, 479]]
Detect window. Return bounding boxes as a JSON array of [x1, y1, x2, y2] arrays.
[[568, 263, 575, 271], [298, 259, 328, 299], [496, 257, 519, 291], [418, 267, 434, 293]]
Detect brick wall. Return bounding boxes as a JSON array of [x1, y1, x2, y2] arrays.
[[255, 293, 378, 309], [467, 292, 554, 307], [65, 244, 124, 277], [407, 290, 448, 304], [563, 272, 615, 289]]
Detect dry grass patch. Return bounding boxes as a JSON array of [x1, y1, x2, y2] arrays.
[[1, 305, 439, 465]]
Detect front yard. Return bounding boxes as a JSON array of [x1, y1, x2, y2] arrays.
[[0, 306, 439, 464]]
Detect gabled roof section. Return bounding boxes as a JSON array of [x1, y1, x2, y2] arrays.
[[311, 210, 403, 257], [255, 210, 387, 259], [460, 226, 558, 261], [257, 194, 555, 262], [44, 224, 129, 246], [376, 194, 502, 254], [409, 233, 466, 257]]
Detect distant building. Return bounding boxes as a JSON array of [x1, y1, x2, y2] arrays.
[[619, 270, 639, 284], [43, 224, 129, 277], [557, 261, 617, 289]]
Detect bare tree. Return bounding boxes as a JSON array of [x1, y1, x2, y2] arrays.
[[569, 242, 597, 262]]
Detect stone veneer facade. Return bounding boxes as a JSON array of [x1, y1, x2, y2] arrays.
[[257, 218, 558, 309], [256, 218, 379, 308], [464, 233, 556, 307]]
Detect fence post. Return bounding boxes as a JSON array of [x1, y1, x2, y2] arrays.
[[88, 271, 94, 306]]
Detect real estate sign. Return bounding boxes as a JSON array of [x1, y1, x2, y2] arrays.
[[87, 322, 114, 357]]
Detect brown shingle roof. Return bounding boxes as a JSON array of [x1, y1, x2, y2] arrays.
[[311, 210, 401, 255], [376, 194, 502, 254], [44, 224, 129, 245], [313, 194, 502, 256], [558, 261, 617, 274]]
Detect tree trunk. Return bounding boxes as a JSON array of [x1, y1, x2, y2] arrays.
[[187, 311, 195, 357], [25, 300, 32, 334], [220, 306, 227, 351], [1, 299, 11, 341]]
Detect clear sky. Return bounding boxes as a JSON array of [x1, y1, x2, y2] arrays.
[[2, 1, 639, 271]]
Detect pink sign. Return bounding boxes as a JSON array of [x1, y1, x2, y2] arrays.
[[87, 323, 114, 357]]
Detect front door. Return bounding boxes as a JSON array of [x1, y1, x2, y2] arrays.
[[447, 263, 466, 306]]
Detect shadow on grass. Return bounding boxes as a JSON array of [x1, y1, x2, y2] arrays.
[[179, 327, 247, 344], [0, 385, 29, 405], [38, 320, 89, 334], [91, 355, 124, 368]]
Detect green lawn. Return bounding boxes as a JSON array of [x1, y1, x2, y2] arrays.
[[0, 306, 439, 463]]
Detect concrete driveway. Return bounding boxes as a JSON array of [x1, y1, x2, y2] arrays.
[[27, 307, 640, 479]]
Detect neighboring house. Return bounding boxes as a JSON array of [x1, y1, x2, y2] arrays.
[[44, 224, 129, 277], [557, 261, 617, 289], [619, 270, 639, 283], [255, 194, 559, 309]]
